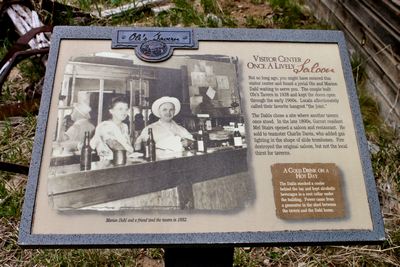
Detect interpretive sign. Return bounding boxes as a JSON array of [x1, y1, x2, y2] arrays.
[[19, 27, 384, 247]]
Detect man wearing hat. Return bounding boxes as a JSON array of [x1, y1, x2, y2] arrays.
[[63, 102, 95, 149], [134, 96, 193, 154]]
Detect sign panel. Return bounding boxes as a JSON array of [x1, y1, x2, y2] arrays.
[[19, 27, 384, 247]]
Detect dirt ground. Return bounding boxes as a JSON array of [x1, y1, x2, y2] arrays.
[[220, 0, 274, 26]]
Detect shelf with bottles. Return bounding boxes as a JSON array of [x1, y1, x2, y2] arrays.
[[191, 118, 246, 151]]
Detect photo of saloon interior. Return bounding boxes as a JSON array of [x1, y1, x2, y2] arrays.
[[48, 52, 252, 211]]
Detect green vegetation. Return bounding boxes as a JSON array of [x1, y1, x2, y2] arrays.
[[250, 0, 265, 4], [371, 139, 400, 190], [351, 53, 395, 142], [268, 0, 303, 28], [0, 173, 25, 218], [0, 27, 14, 55], [64, 0, 131, 12], [0, 116, 36, 164], [1, 57, 45, 104], [245, 15, 267, 28], [0, 39, 12, 59], [18, 58, 46, 86], [32, 248, 139, 266], [201, 0, 218, 14], [267, 0, 332, 29], [351, 54, 399, 195], [0, 116, 35, 225], [1, 82, 24, 103], [156, 0, 206, 27], [154, 0, 236, 28], [233, 248, 260, 267]]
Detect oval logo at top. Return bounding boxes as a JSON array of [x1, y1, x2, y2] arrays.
[[139, 40, 169, 61]]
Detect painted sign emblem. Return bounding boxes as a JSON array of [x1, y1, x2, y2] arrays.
[[112, 29, 197, 62], [139, 40, 168, 58]]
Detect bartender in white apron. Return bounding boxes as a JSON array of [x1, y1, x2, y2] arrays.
[[134, 96, 194, 157]]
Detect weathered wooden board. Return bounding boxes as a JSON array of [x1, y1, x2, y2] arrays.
[[304, 0, 400, 125]]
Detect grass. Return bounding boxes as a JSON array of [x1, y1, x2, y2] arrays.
[[0, 26, 16, 58], [62, 0, 132, 12], [233, 248, 260, 266], [0, 0, 399, 266], [156, 0, 206, 27], [0, 116, 35, 222], [32, 248, 140, 266], [201, 0, 219, 14], [267, 0, 332, 29], [351, 53, 395, 142], [0, 116, 36, 265], [154, 0, 238, 28], [1, 57, 46, 104], [245, 15, 268, 28], [269, 0, 303, 28], [251, 0, 265, 4], [0, 174, 25, 218], [18, 58, 46, 86], [0, 116, 36, 164]]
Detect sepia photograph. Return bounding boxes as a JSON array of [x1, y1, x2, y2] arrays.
[[47, 51, 253, 212]]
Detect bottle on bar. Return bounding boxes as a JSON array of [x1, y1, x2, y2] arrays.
[[197, 128, 207, 153], [205, 119, 212, 131], [146, 128, 156, 161], [233, 122, 243, 148], [143, 140, 149, 158], [202, 122, 209, 147], [80, 131, 92, 171]]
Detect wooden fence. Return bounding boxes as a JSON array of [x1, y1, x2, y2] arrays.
[[304, 0, 400, 128]]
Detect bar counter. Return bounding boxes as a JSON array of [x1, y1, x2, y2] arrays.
[[48, 147, 249, 210]]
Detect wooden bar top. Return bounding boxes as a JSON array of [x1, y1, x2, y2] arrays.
[[48, 147, 248, 210]]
